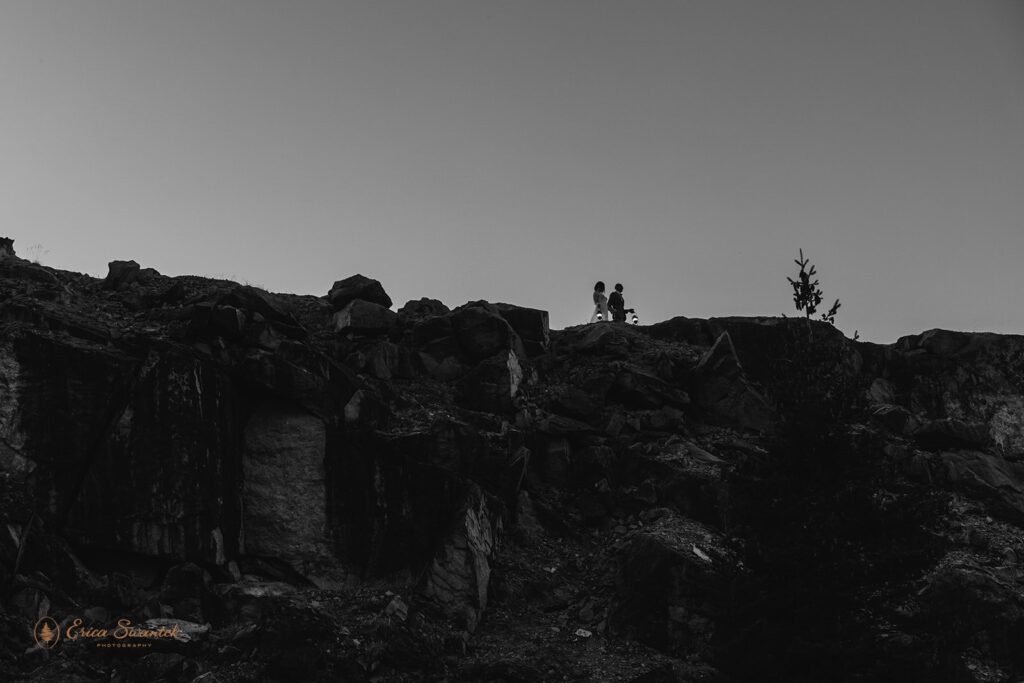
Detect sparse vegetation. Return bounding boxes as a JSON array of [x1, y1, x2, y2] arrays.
[[27, 243, 49, 265], [787, 248, 841, 325]]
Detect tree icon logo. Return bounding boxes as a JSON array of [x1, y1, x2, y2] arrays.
[[34, 617, 60, 649]]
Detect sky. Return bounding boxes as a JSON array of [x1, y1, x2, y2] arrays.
[[1, 1, 1022, 343]]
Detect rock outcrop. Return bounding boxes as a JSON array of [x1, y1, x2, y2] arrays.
[[3, 249, 1024, 682]]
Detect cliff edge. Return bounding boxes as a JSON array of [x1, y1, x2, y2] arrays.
[[2, 247, 1024, 682]]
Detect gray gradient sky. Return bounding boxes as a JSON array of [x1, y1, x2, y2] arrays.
[[2, 1, 1022, 342]]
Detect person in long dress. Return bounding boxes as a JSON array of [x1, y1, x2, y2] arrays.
[[590, 281, 609, 323]]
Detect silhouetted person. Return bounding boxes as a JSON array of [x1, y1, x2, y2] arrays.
[[608, 283, 627, 322], [590, 281, 608, 322]]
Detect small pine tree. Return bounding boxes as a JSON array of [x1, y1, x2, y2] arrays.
[[39, 621, 55, 644], [787, 249, 841, 325]]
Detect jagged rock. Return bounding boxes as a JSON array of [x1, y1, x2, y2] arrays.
[[691, 332, 772, 432], [332, 298, 397, 334], [327, 274, 392, 311], [494, 303, 550, 357], [398, 297, 450, 320], [104, 259, 140, 287], [421, 484, 501, 632], [0, 237, 14, 258], [104, 260, 159, 289], [455, 350, 523, 414]]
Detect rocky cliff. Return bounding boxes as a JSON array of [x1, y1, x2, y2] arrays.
[[1, 243, 1023, 682]]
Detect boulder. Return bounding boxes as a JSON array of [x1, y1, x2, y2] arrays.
[[332, 299, 397, 333], [327, 274, 392, 311], [104, 259, 142, 289], [0, 236, 14, 258], [398, 297, 450, 321], [421, 483, 502, 632]]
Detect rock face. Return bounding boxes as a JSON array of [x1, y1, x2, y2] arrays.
[[4, 260, 1024, 682], [242, 405, 336, 581], [63, 349, 243, 564], [421, 484, 501, 632]]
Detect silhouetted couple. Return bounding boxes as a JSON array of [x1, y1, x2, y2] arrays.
[[591, 282, 630, 323]]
